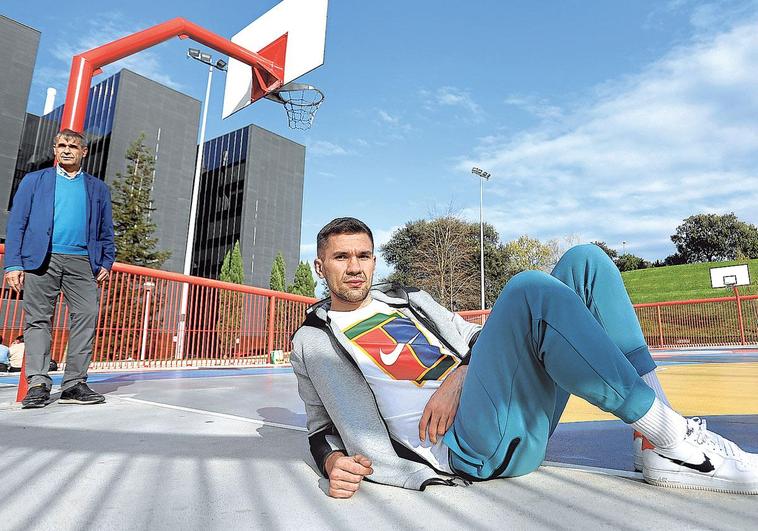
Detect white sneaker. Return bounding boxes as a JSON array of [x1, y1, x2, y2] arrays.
[[633, 430, 652, 472], [642, 417, 758, 494]]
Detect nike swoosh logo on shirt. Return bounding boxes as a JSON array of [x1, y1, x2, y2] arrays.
[[379, 333, 420, 366], [655, 452, 715, 473]]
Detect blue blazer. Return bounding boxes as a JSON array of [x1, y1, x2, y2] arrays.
[[4, 167, 116, 275]]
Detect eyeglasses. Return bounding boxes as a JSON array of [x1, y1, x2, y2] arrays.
[[55, 143, 83, 150]]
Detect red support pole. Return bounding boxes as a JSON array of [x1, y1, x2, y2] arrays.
[[15, 358, 28, 403], [266, 296, 277, 362], [734, 287, 746, 345], [60, 18, 285, 133]]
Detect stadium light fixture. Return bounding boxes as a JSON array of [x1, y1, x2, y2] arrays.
[[176, 48, 228, 359], [471, 167, 492, 311]]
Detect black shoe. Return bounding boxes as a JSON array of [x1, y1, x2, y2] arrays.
[[21, 385, 51, 409], [0, 362, 9, 372], [59, 382, 105, 405]]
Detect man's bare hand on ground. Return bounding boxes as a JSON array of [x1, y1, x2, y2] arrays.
[[419, 365, 468, 444], [325, 452, 373, 498], [4, 270, 24, 293]]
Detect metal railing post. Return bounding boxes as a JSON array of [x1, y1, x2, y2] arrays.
[[267, 296, 277, 359], [656, 305, 664, 347], [734, 287, 746, 345]]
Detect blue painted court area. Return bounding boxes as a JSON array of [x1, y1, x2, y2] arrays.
[[0, 366, 293, 386]]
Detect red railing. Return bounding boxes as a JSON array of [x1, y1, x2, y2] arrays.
[[3, 240, 756, 369], [0, 245, 315, 368], [455, 291, 758, 349]]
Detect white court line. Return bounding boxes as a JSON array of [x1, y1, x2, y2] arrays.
[[112, 395, 307, 432], [543, 460, 643, 480]]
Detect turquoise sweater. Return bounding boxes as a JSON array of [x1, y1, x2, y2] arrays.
[[51, 172, 88, 255]]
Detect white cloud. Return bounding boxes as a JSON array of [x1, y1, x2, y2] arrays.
[[377, 110, 400, 124], [503, 95, 563, 121], [420, 87, 484, 123], [308, 140, 348, 156], [460, 16, 758, 260]]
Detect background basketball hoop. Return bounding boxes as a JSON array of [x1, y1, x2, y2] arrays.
[[265, 82, 324, 130]]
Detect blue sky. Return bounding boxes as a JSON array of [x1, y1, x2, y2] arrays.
[[6, 0, 758, 281]]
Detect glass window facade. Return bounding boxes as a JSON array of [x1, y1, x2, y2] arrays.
[[191, 127, 249, 279], [10, 72, 120, 209]]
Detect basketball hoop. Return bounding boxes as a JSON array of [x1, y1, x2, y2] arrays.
[[265, 82, 324, 130]]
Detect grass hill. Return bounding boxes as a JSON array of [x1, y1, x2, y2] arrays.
[[622, 258, 758, 304]]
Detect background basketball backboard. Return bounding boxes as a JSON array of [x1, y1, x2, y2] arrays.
[[709, 264, 750, 288], [222, 0, 328, 119]]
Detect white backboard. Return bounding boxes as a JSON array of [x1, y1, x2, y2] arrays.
[[709, 264, 750, 288], [222, 0, 328, 119]]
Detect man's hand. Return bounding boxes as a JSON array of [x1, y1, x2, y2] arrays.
[[96, 268, 110, 284], [324, 452, 373, 499], [4, 270, 24, 293], [419, 365, 468, 444]]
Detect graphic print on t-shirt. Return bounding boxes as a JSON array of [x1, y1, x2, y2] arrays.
[[342, 312, 458, 385]]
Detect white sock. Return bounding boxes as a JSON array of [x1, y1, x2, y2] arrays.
[[641, 369, 671, 407], [630, 398, 687, 449]]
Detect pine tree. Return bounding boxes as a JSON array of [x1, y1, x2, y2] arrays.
[[269, 252, 287, 292], [217, 241, 244, 356], [111, 133, 171, 268], [290, 261, 317, 297]]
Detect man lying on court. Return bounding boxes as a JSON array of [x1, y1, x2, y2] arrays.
[[291, 217, 757, 498]]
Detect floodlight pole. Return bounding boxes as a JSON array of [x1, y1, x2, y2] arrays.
[[176, 50, 226, 360], [472, 167, 491, 311]]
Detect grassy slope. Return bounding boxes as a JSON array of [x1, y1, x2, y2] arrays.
[[622, 258, 758, 304]]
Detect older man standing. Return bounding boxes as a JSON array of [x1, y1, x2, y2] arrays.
[[4, 128, 115, 408]]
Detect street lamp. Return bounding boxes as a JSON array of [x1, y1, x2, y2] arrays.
[[140, 281, 155, 362], [471, 167, 491, 311], [622, 241, 627, 254], [176, 48, 228, 359]]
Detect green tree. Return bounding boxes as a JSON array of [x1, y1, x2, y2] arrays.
[[217, 241, 245, 355], [615, 253, 648, 272], [671, 213, 758, 263], [290, 261, 316, 297], [381, 216, 505, 310], [591, 241, 618, 261], [502, 235, 561, 278], [269, 252, 287, 292], [111, 133, 171, 268]]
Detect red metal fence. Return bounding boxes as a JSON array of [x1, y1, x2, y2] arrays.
[[0, 245, 314, 369], [457, 291, 758, 349], [2, 241, 756, 370]]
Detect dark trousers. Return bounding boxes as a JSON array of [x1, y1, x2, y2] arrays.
[[23, 254, 99, 391]]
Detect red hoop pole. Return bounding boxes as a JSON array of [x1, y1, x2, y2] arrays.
[[15, 357, 28, 403], [61, 17, 286, 132]]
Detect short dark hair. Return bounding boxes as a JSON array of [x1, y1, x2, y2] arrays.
[[317, 217, 374, 258], [54, 128, 88, 148]]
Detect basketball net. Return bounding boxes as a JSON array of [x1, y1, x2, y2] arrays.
[[265, 83, 324, 130]]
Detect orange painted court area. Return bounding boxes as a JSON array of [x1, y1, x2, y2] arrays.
[[561, 357, 758, 423]]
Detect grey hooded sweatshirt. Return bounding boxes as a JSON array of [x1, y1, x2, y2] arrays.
[[290, 284, 481, 490]]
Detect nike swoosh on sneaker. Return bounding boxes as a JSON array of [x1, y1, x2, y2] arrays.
[[656, 452, 716, 473], [379, 333, 420, 366]]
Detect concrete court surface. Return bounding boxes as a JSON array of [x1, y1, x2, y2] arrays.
[[1, 350, 757, 531]]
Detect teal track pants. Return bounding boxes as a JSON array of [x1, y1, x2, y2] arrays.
[[443, 244, 657, 479]]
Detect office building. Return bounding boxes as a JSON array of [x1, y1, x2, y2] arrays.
[[0, 16, 40, 234], [192, 125, 305, 287]]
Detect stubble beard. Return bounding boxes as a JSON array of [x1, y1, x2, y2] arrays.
[[332, 278, 371, 305]]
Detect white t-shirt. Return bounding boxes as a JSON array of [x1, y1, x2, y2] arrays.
[[329, 299, 460, 473]]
